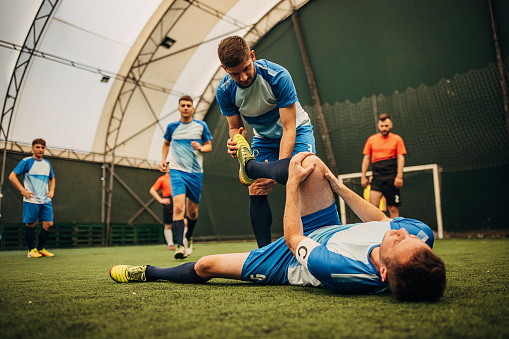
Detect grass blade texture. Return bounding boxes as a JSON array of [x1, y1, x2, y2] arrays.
[[1, 238, 508, 338]]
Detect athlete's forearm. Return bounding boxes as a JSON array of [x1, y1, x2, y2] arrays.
[[48, 177, 55, 196], [283, 181, 305, 255], [279, 129, 296, 159], [199, 142, 212, 153], [279, 103, 297, 159], [361, 155, 370, 177], [325, 172, 390, 223], [396, 155, 405, 178], [149, 188, 163, 203], [8, 172, 24, 192], [161, 142, 170, 163]]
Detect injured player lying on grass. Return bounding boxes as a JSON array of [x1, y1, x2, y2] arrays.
[[110, 144, 446, 302]]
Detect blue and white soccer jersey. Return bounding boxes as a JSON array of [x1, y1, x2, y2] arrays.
[[164, 119, 212, 203], [241, 204, 435, 295], [216, 59, 315, 160], [13, 157, 54, 223]]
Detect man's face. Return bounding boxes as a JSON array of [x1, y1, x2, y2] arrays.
[[178, 100, 194, 120], [32, 143, 46, 160], [223, 50, 256, 88], [378, 119, 393, 136], [379, 228, 429, 274]]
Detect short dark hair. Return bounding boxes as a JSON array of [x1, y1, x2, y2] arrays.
[[217, 36, 251, 68], [379, 113, 392, 122], [32, 138, 46, 146], [179, 95, 193, 104], [388, 249, 446, 302]]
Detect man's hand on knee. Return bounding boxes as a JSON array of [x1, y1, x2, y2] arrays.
[[288, 152, 316, 186]]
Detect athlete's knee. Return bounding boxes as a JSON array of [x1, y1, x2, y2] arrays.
[[26, 223, 36, 228], [187, 204, 199, 220], [42, 222, 53, 231], [173, 203, 185, 216], [195, 256, 215, 277], [187, 210, 198, 220], [300, 154, 328, 177]]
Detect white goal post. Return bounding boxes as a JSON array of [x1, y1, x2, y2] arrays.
[[337, 164, 444, 239]]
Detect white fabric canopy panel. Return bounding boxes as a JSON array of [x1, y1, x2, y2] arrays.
[[1, 0, 309, 167]]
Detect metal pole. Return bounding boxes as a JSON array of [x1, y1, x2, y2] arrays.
[[432, 164, 444, 239], [291, 10, 339, 175], [488, 0, 509, 135]]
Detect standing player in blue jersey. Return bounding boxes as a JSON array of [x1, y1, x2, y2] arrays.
[[111, 147, 446, 302], [9, 139, 56, 258], [160, 95, 212, 259], [215, 36, 315, 248]]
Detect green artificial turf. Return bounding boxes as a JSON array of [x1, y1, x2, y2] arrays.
[[1, 238, 508, 339]]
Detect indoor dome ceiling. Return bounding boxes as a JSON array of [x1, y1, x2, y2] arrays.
[[0, 0, 309, 168]]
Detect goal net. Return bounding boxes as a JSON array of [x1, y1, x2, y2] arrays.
[[338, 164, 443, 238]]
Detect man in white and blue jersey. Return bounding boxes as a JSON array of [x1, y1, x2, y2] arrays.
[[160, 95, 212, 259], [215, 36, 316, 248], [9, 138, 56, 258], [111, 149, 446, 302]]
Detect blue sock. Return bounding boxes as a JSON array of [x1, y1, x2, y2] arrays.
[[185, 218, 197, 239], [245, 157, 290, 185], [173, 219, 185, 246], [146, 263, 207, 283], [249, 195, 272, 248], [25, 227, 35, 250], [37, 228, 50, 251]]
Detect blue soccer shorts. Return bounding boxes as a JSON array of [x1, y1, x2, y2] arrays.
[[23, 201, 53, 223], [251, 124, 315, 162], [169, 169, 203, 205], [240, 203, 340, 285]]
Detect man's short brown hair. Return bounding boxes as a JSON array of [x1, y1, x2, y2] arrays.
[[379, 113, 392, 122], [388, 249, 446, 302], [32, 138, 46, 146], [217, 36, 251, 68], [179, 95, 193, 104]]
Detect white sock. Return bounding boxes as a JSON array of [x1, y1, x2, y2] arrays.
[[164, 229, 174, 246]]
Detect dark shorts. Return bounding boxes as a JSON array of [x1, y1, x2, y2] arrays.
[[162, 200, 173, 225], [370, 176, 401, 207]]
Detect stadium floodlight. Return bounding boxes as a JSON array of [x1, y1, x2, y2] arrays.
[[338, 164, 443, 239]]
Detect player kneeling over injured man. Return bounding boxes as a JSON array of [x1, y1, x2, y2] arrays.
[[110, 136, 446, 302]]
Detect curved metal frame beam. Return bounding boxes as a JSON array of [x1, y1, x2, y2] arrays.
[[194, 0, 311, 118], [0, 0, 60, 221], [101, 0, 312, 244]]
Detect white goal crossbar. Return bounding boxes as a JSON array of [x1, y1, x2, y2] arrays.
[[337, 164, 443, 239]]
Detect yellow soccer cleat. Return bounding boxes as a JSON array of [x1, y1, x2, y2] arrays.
[[110, 265, 148, 283], [232, 134, 256, 186], [28, 248, 42, 258], [38, 248, 54, 257]]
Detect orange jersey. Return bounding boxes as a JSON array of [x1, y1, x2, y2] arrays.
[[152, 174, 172, 198], [363, 133, 406, 163]]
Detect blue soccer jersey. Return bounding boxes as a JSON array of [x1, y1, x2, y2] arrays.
[[164, 119, 212, 173], [292, 217, 434, 294], [13, 157, 54, 204], [241, 207, 434, 295], [216, 59, 312, 139]]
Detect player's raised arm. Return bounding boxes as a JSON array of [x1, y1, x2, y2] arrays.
[[278, 103, 297, 159], [324, 171, 391, 223], [283, 153, 317, 254]]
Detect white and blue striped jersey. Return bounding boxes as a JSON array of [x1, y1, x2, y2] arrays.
[[289, 218, 434, 294], [163, 119, 212, 173], [216, 59, 312, 139], [13, 157, 54, 205]]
